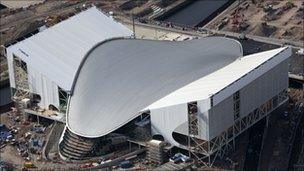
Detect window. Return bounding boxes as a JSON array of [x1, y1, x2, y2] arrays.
[[233, 91, 240, 100], [188, 102, 199, 135], [13, 55, 28, 73], [210, 96, 214, 107], [58, 87, 69, 113]]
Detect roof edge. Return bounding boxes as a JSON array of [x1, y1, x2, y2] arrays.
[[212, 46, 291, 105], [69, 37, 131, 94]]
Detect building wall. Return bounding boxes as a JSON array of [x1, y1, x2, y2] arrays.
[[150, 103, 188, 147], [6, 50, 60, 109], [27, 66, 60, 109], [239, 59, 289, 117], [207, 59, 289, 140], [205, 96, 234, 140], [6, 47, 16, 89], [197, 98, 211, 140]]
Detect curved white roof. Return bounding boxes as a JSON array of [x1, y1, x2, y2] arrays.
[[67, 37, 243, 137]]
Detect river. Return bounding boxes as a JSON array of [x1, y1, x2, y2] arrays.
[[0, 3, 7, 10], [162, 0, 230, 27], [0, 82, 12, 113]]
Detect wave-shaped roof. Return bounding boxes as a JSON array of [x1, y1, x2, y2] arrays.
[[67, 37, 243, 137]]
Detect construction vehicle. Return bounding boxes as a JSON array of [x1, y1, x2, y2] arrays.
[[263, 4, 273, 12], [23, 162, 36, 169], [239, 33, 248, 40], [231, 4, 248, 31]]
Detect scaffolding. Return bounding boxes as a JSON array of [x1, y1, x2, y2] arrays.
[[11, 55, 31, 114], [187, 89, 289, 167]]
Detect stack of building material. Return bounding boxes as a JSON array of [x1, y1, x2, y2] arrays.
[[146, 139, 165, 166], [153, 161, 191, 171]]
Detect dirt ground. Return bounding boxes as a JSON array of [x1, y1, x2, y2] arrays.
[[1, 145, 24, 168], [0, 111, 83, 170], [0, 1, 44, 9], [206, 0, 304, 42]]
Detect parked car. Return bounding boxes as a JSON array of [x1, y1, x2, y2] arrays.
[[169, 153, 190, 163], [120, 160, 132, 169], [282, 111, 289, 118], [0, 161, 13, 171]]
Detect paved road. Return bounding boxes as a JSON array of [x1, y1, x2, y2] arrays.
[[289, 74, 304, 83], [121, 18, 304, 48], [203, 28, 304, 49]]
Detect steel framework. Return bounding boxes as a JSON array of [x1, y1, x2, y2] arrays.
[[187, 89, 288, 167]]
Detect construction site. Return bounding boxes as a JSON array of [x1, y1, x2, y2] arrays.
[[205, 0, 304, 43], [0, 1, 303, 171]]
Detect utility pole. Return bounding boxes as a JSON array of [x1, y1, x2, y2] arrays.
[[132, 13, 136, 38]]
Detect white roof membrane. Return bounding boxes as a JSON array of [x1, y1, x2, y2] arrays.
[[147, 47, 290, 110], [67, 37, 243, 137], [6, 7, 132, 91]]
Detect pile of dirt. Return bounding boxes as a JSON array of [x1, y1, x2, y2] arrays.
[[251, 22, 277, 37], [119, 0, 149, 11], [281, 26, 304, 41], [8, 20, 44, 44], [157, 0, 179, 8]]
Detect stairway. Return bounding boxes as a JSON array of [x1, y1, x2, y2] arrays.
[[59, 128, 98, 160]]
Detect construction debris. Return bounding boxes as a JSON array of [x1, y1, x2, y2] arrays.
[[154, 160, 192, 171], [262, 1, 295, 21], [252, 22, 277, 37], [0, 130, 12, 142], [206, 0, 303, 42]]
